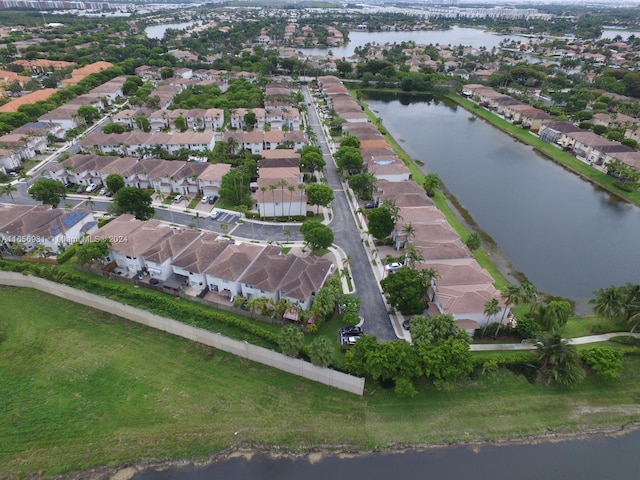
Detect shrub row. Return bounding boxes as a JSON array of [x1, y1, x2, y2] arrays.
[[0, 261, 279, 348]]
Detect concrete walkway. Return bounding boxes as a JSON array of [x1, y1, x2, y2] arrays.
[[470, 332, 640, 351]]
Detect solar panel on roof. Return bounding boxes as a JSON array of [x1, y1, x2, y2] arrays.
[[62, 211, 86, 228]]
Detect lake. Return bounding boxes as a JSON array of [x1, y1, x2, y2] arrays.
[[132, 428, 640, 479], [364, 92, 640, 309]]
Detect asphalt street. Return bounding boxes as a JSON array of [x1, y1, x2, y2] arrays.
[[303, 85, 397, 341]]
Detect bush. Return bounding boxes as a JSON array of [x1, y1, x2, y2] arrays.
[[581, 347, 624, 380], [55, 243, 78, 264], [515, 314, 541, 339]]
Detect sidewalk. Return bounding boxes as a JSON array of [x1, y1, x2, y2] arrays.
[[470, 332, 640, 351]]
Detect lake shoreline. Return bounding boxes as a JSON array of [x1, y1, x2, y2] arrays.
[[67, 420, 640, 479]]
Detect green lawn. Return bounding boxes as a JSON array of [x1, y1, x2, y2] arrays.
[[3, 287, 640, 477]]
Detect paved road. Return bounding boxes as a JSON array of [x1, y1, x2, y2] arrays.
[[303, 86, 397, 341]]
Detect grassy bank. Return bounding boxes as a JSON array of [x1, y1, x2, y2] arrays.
[[3, 287, 640, 477], [446, 93, 640, 207]]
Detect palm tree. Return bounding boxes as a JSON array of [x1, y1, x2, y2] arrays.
[[589, 286, 624, 325], [404, 243, 424, 269], [500, 283, 523, 321], [32, 244, 51, 258], [482, 298, 501, 336], [85, 196, 95, 212], [268, 184, 278, 220], [0, 183, 17, 203], [278, 179, 288, 218], [287, 184, 295, 219], [401, 222, 416, 246], [535, 332, 585, 387], [519, 282, 540, 313]]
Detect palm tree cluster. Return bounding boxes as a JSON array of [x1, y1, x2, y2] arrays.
[[590, 283, 640, 333]]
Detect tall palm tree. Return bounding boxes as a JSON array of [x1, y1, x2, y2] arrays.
[[279, 179, 288, 217], [482, 298, 501, 336], [268, 184, 278, 220], [85, 196, 95, 212], [287, 184, 295, 219], [401, 222, 416, 248], [32, 244, 52, 258], [404, 243, 424, 269], [519, 282, 540, 313], [0, 183, 17, 204], [501, 283, 523, 321]]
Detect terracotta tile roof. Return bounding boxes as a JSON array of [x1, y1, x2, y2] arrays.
[[0, 89, 57, 113]]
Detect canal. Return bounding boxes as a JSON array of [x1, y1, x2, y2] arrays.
[[363, 92, 640, 310]]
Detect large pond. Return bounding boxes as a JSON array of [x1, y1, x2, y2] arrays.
[[132, 429, 640, 479], [364, 93, 640, 309], [145, 21, 198, 40]]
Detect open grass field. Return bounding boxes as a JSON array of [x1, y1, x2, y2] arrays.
[[3, 287, 640, 478]]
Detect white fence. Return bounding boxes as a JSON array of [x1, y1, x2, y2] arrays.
[[0, 271, 365, 395]]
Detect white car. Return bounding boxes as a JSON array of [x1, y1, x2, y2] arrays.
[[385, 262, 403, 273], [201, 195, 209, 204], [173, 194, 184, 203], [85, 183, 97, 193]]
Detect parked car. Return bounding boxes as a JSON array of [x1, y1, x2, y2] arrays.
[[208, 195, 218, 204], [85, 183, 97, 193], [402, 319, 412, 330], [201, 195, 209, 204], [364, 201, 376, 209], [340, 326, 363, 336], [173, 194, 183, 203], [210, 209, 221, 220], [385, 262, 403, 273], [105, 190, 113, 197], [76, 185, 85, 193], [98, 188, 107, 196], [341, 335, 360, 346]]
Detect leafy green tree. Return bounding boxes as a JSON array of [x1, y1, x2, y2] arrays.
[[344, 335, 379, 376], [410, 314, 470, 345], [306, 183, 334, 213], [77, 105, 100, 124], [367, 206, 395, 241], [174, 115, 187, 132], [417, 337, 474, 389], [135, 115, 151, 132], [75, 239, 111, 266], [111, 187, 154, 220], [102, 123, 127, 134], [365, 340, 421, 383], [465, 232, 482, 250], [277, 325, 304, 357], [310, 276, 342, 321], [394, 376, 418, 398], [537, 300, 573, 331], [300, 150, 325, 172], [381, 268, 429, 314], [536, 332, 585, 387], [340, 135, 361, 148], [308, 336, 334, 367], [105, 173, 125, 194], [515, 314, 541, 339], [334, 145, 364, 173], [348, 173, 376, 200], [160, 67, 174, 80], [300, 221, 334, 253], [581, 347, 624, 381], [244, 111, 258, 130], [423, 172, 441, 197], [219, 164, 252, 207], [28, 178, 67, 208], [122, 76, 143, 96]]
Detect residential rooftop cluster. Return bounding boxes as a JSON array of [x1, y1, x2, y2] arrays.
[[319, 75, 508, 330]]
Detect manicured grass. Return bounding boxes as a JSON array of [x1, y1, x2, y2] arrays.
[[3, 287, 640, 477]]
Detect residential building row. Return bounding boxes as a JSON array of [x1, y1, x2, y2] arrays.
[[89, 214, 334, 311], [46, 154, 231, 197], [319, 76, 509, 330], [0, 204, 98, 254], [463, 84, 640, 171]]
